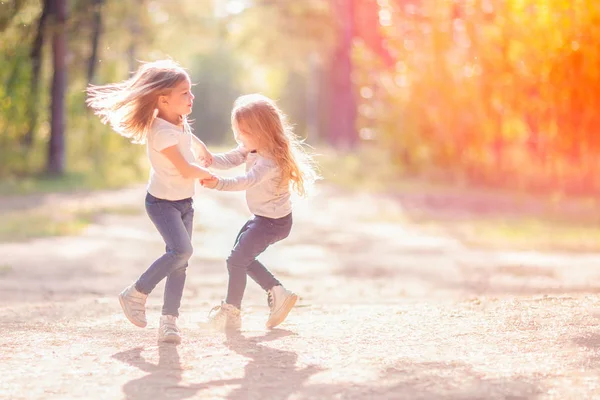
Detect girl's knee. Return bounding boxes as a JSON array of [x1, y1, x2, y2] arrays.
[[226, 252, 252, 270], [171, 263, 188, 274], [170, 245, 193, 261]]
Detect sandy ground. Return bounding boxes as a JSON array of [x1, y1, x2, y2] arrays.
[[1, 183, 600, 400]]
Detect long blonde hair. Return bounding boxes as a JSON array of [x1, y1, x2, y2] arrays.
[[232, 94, 319, 197], [86, 59, 191, 144]]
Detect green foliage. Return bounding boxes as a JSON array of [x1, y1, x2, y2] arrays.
[[189, 46, 243, 144], [227, 1, 337, 73], [0, 209, 91, 241], [357, 0, 600, 195], [0, 0, 215, 186], [0, 3, 37, 177]]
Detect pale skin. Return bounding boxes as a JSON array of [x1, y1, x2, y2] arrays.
[[156, 78, 213, 180]]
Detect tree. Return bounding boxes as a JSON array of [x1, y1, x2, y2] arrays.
[[46, 0, 67, 176], [23, 0, 50, 148], [87, 0, 104, 85], [329, 0, 357, 147], [223, 0, 336, 141]]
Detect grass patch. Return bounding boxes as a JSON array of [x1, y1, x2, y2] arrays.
[[0, 144, 241, 197], [458, 218, 600, 251], [0, 167, 146, 197], [316, 144, 460, 193], [407, 215, 600, 252], [0, 204, 143, 242], [88, 205, 143, 216], [75, 205, 143, 226], [0, 264, 13, 276], [0, 210, 93, 242], [316, 144, 398, 191], [316, 144, 600, 206], [320, 144, 600, 251]]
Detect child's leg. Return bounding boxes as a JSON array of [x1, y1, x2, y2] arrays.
[[162, 201, 194, 317], [136, 197, 193, 296], [246, 214, 293, 290], [232, 217, 281, 292], [246, 259, 280, 291], [225, 215, 292, 309]]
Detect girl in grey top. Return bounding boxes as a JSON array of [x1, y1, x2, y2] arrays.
[[201, 93, 319, 331]]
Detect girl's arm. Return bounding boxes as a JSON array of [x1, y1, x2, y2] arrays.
[[211, 146, 249, 170], [204, 158, 274, 191], [161, 146, 213, 180], [152, 128, 213, 180], [191, 134, 212, 166]]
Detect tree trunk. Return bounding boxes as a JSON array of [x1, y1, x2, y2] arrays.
[[87, 0, 104, 85], [23, 0, 50, 148], [306, 53, 321, 141], [329, 0, 357, 148], [127, 0, 144, 76], [46, 0, 67, 176]]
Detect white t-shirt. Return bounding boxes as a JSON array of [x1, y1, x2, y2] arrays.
[[146, 117, 196, 200]]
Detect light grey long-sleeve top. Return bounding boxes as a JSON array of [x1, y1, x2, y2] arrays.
[[211, 147, 292, 219]]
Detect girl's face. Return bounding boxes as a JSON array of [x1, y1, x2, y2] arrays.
[[160, 78, 194, 118], [235, 119, 260, 151]]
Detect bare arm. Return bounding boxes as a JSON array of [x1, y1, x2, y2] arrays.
[[191, 134, 211, 161], [161, 145, 213, 180]]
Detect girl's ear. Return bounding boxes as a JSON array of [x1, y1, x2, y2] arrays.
[[158, 95, 168, 105]]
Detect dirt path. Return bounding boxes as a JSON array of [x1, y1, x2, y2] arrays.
[[1, 184, 600, 399]]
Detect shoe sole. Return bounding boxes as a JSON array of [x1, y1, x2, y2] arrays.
[[198, 319, 242, 332], [119, 294, 147, 328], [266, 293, 298, 329], [225, 321, 242, 331], [159, 335, 181, 345]]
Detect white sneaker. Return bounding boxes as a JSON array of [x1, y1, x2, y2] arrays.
[[202, 301, 241, 331], [266, 285, 298, 329], [118, 283, 148, 328], [159, 315, 181, 344]]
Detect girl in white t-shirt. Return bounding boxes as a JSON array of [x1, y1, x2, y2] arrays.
[[87, 60, 214, 344]]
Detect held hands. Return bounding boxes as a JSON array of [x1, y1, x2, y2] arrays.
[[200, 176, 219, 189], [199, 152, 213, 168]]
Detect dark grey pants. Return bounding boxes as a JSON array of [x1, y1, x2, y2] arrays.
[[136, 193, 194, 317], [225, 213, 293, 309]]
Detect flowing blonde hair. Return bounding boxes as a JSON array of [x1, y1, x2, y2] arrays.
[[86, 59, 191, 144], [231, 94, 319, 197]]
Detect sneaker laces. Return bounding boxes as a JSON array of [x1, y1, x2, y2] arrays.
[[208, 304, 223, 319], [160, 316, 179, 334], [162, 327, 179, 338], [208, 303, 233, 323]]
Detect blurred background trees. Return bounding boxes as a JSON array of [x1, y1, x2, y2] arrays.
[[1, 0, 599, 195]]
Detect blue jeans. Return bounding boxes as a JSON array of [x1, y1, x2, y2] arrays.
[[135, 193, 194, 317], [225, 213, 293, 309]]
